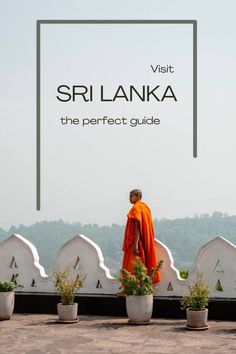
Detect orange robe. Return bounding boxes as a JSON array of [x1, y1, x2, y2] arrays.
[[122, 200, 161, 284]]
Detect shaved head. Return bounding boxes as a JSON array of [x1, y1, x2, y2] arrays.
[[130, 189, 142, 200]]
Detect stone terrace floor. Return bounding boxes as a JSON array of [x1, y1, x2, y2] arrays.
[[1, 314, 236, 354]]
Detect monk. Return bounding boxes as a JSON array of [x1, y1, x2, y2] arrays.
[[121, 189, 161, 285]]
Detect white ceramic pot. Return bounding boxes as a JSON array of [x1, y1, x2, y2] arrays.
[[186, 308, 208, 328], [57, 302, 78, 321], [126, 294, 153, 323], [0, 291, 15, 320]]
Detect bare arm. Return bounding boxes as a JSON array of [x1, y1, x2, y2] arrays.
[[133, 219, 141, 254]]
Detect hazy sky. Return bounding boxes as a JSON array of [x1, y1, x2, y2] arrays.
[[0, 1, 236, 230]]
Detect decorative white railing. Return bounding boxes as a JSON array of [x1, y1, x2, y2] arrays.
[[0, 234, 235, 298]]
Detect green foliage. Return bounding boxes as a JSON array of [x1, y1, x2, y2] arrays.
[[180, 272, 210, 311], [2, 212, 236, 274], [0, 274, 23, 291], [0, 280, 17, 292], [53, 267, 85, 305], [119, 257, 163, 296], [180, 270, 189, 279], [215, 279, 223, 291]]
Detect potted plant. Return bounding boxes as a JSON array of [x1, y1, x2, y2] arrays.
[[53, 267, 85, 322], [180, 272, 210, 330], [0, 280, 17, 320], [119, 257, 163, 324]]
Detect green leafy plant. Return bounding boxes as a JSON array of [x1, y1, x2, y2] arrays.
[[180, 272, 210, 311], [0, 274, 23, 291], [119, 257, 163, 296], [180, 270, 189, 279], [0, 280, 18, 292], [53, 267, 86, 305]]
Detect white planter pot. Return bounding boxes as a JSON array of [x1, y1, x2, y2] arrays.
[[126, 294, 153, 323], [0, 291, 15, 320], [57, 302, 78, 321], [186, 308, 208, 328]]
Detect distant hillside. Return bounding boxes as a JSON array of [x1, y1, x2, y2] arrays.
[[1, 212, 236, 274]]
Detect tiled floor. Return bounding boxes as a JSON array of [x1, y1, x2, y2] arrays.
[[0, 314, 236, 353]]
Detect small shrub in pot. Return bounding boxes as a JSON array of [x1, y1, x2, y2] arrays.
[[180, 272, 210, 329], [53, 267, 85, 322], [0, 280, 17, 320], [119, 257, 163, 324]]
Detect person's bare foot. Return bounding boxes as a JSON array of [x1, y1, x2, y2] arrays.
[[116, 291, 125, 297]]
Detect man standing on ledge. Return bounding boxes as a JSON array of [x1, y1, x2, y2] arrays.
[[121, 189, 161, 284]]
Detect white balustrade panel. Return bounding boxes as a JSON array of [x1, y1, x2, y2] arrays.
[[0, 234, 235, 298]]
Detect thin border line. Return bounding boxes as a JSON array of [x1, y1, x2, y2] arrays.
[[36, 20, 41, 211], [36, 19, 197, 211], [193, 20, 197, 158]]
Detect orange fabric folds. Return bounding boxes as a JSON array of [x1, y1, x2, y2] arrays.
[[122, 201, 161, 284]]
